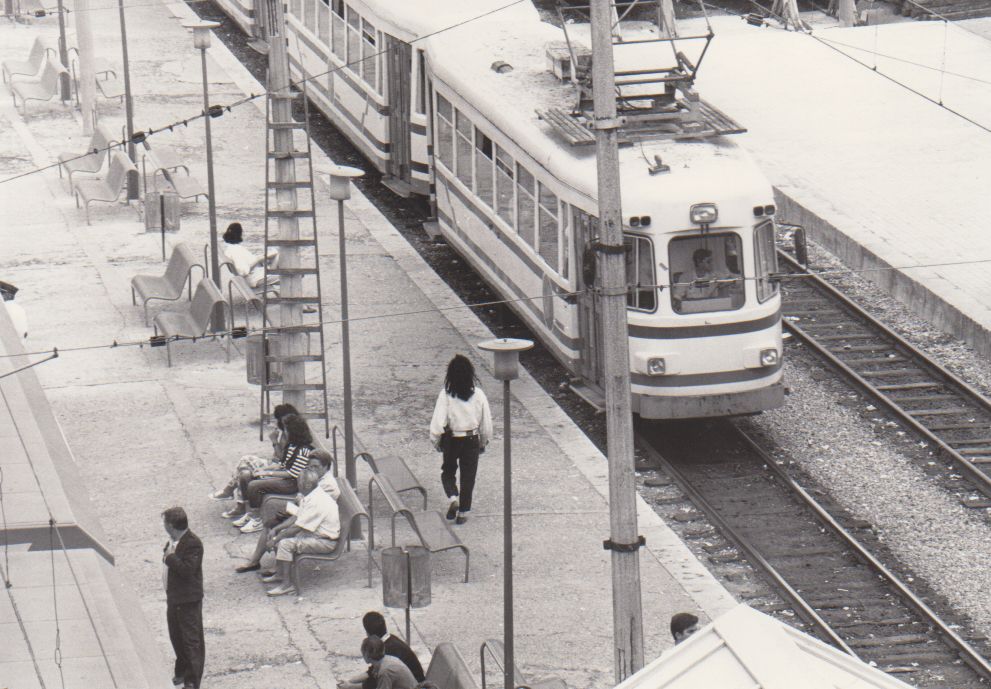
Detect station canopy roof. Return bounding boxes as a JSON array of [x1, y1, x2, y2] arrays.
[[614, 604, 917, 689]]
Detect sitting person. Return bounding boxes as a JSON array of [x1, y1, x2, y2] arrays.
[[211, 403, 298, 508], [222, 222, 278, 291], [670, 612, 700, 644], [259, 466, 341, 596], [233, 415, 315, 534], [355, 636, 417, 689], [339, 612, 424, 689], [673, 248, 721, 302]]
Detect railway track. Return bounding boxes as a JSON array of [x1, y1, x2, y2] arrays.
[[636, 420, 991, 688], [777, 249, 991, 506]]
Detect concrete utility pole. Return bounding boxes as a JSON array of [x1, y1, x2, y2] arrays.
[[74, 0, 96, 133], [54, 0, 71, 101], [837, 0, 858, 26], [264, 0, 306, 419], [658, 0, 678, 38], [589, 0, 645, 681]]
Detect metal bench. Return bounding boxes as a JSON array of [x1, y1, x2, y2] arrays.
[[425, 643, 480, 689], [142, 143, 207, 202], [10, 60, 68, 114], [368, 472, 469, 583], [1, 36, 49, 82], [152, 278, 230, 367], [58, 123, 117, 185], [130, 242, 205, 326], [480, 639, 567, 689], [291, 477, 372, 594], [358, 452, 427, 509], [72, 150, 136, 224]]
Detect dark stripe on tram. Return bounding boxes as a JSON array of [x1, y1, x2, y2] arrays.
[[631, 361, 783, 387], [628, 311, 781, 339], [411, 122, 427, 136], [411, 160, 430, 173], [436, 206, 581, 351]]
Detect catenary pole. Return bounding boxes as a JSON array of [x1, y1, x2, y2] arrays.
[[74, 0, 97, 134], [264, 0, 306, 426], [54, 0, 71, 101], [117, 0, 139, 199], [589, 0, 645, 681]]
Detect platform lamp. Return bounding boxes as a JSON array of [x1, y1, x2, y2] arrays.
[[477, 337, 534, 689], [320, 164, 365, 490], [183, 19, 224, 331]]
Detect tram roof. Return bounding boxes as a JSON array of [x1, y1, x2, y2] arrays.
[[0, 308, 165, 689], [350, 0, 535, 44], [421, 12, 772, 209], [617, 604, 917, 689]]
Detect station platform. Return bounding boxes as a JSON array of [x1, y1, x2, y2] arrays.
[[0, 5, 736, 689], [693, 14, 991, 357]]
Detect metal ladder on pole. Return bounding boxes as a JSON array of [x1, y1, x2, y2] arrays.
[[259, 75, 330, 439]]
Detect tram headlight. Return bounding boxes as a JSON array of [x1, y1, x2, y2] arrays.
[[760, 348, 779, 367], [690, 203, 718, 225], [647, 358, 666, 376]]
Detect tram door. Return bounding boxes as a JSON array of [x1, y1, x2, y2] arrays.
[[385, 35, 412, 189], [575, 208, 605, 390]]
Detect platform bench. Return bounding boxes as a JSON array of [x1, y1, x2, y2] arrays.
[[72, 150, 136, 224], [152, 278, 229, 367], [291, 476, 371, 594], [58, 123, 117, 185], [11, 60, 68, 114], [358, 452, 427, 510], [368, 472, 469, 583], [2, 36, 49, 82], [425, 643, 480, 689], [131, 242, 205, 326]]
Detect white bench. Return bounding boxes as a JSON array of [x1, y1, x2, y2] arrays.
[[131, 242, 206, 325], [58, 123, 116, 185], [152, 278, 230, 367], [72, 150, 136, 224], [10, 60, 67, 114], [1, 36, 49, 82]]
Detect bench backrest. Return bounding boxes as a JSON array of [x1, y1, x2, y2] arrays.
[[426, 643, 480, 689], [337, 477, 368, 538], [480, 639, 526, 689], [38, 60, 66, 93], [104, 151, 137, 197], [189, 278, 226, 332], [28, 37, 50, 67], [164, 243, 200, 290]]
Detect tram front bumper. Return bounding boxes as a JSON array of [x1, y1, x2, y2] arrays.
[[633, 383, 785, 420]]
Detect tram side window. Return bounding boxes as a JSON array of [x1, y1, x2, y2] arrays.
[[361, 19, 378, 92], [494, 145, 515, 228], [436, 94, 454, 171], [559, 206, 571, 280], [330, 0, 345, 60], [754, 220, 778, 303], [415, 50, 426, 115], [516, 165, 536, 248], [304, 0, 316, 34], [538, 182, 559, 272], [624, 235, 656, 311], [317, 0, 329, 44], [347, 7, 361, 74], [573, 207, 596, 285], [669, 234, 745, 314], [455, 110, 473, 188], [475, 130, 494, 207]]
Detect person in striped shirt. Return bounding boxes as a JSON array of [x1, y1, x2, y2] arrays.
[[234, 415, 314, 534]]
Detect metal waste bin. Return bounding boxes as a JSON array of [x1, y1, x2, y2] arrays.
[[144, 190, 180, 232]]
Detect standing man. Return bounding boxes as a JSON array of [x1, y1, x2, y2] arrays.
[[163, 507, 205, 689]]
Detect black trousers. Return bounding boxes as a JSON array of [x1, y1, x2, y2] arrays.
[[167, 600, 204, 689], [441, 436, 480, 512]]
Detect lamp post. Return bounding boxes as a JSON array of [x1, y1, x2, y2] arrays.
[[323, 164, 365, 490], [478, 337, 533, 689], [183, 20, 224, 331]]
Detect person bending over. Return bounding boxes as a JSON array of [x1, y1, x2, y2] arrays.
[[350, 636, 417, 689], [339, 611, 425, 689], [262, 466, 341, 596]]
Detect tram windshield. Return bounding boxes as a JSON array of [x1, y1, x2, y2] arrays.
[[669, 233, 745, 314]]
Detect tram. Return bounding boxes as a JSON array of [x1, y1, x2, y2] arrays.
[[218, 0, 785, 418]]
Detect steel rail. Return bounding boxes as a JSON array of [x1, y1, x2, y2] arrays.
[[635, 436, 858, 657], [733, 424, 991, 680], [777, 250, 991, 499]]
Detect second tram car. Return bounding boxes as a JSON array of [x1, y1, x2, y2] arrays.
[[218, 0, 785, 418]]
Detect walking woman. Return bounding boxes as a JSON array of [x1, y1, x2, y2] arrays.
[[430, 354, 493, 524]]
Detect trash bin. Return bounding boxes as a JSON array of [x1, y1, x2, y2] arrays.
[[382, 546, 431, 609], [144, 190, 180, 232]]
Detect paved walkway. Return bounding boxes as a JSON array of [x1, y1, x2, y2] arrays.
[[694, 15, 991, 356], [0, 5, 734, 689]]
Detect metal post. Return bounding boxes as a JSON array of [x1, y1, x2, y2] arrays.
[[338, 199, 356, 489], [589, 0, 645, 681], [200, 47, 223, 330], [75, 0, 97, 134], [160, 193, 166, 261], [117, 0, 138, 200], [405, 548, 412, 644], [54, 0, 70, 101], [502, 377, 513, 689]]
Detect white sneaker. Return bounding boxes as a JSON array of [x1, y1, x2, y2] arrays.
[[231, 513, 252, 528], [240, 517, 264, 534]]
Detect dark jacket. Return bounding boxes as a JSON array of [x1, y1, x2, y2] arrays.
[[164, 530, 204, 605], [384, 634, 425, 682]]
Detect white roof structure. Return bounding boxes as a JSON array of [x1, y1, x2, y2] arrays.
[[615, 604, 918, 689]]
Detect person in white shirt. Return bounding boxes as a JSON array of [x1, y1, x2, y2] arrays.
[[429, 354, 493, 525], [221, 222, 278, 290]]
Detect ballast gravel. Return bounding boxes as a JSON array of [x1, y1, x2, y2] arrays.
[[743, 237, 991, 639]]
